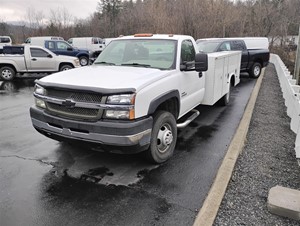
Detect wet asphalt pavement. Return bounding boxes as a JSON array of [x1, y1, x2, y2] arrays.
[[0, 74, 255, 226], [214, 64, 300, 225]]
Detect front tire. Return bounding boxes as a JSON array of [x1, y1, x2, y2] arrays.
[[60, 65, 73, 71], [0, 66, 16, 81], [146, 111, 177, 164], [249, 62, 262, 78], [79, 56, 89, 66]]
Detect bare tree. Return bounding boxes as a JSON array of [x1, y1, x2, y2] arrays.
[[48, 7, 74, 38]]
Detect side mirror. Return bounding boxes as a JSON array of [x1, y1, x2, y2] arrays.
[[195, 53, 208, 72], [180, 61, 195, 71], [47, 54, 53, 58], [67, 47, 73, 51]]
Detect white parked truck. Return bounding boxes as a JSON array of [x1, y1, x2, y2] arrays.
[[0, 45, 81, 81], [30, 34, 241, 163]]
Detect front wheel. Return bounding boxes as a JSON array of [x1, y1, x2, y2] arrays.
[[249, 62, 262, 78], [0, 66, 16, 81], [60, 65, 73, 71], [146, 111, 177, 164], [79, 56, 89, 66]]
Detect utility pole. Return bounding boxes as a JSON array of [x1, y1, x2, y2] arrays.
[[294, 26, 300, 84]]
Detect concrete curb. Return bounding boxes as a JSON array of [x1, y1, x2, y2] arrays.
[[193, 70, 265, 226], [268, 185, 300, 221]]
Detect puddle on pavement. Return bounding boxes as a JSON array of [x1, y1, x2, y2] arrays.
[[57, 152, 159, 186], [80, 167, 114, 183]]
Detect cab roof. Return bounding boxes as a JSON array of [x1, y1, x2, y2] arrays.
[[117, 34, 194, 41]]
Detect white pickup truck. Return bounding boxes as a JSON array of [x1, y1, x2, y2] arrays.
[[30, 34, 241, 163], [0, 45, 81, 81]]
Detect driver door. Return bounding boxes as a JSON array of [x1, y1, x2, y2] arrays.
[[179, 39, 205, 116], [28, 47, 56, 71]]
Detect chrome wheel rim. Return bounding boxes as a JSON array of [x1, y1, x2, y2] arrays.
[[157, 123, 173, 153], [2, 69, 12, 80], [80, 58, 88, 66], [254, 66, 261, 76]]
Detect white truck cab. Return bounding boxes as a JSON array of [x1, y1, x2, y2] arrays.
[[30, 34, 241, 163]]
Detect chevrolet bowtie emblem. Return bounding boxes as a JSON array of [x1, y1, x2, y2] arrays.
[[62, 99, 76, 108]]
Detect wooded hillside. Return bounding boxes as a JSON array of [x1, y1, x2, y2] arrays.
[[1, 0, 300, 45]]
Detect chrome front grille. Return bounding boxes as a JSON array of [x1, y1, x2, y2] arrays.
[[47, 89, 102, 103], [45, 88, 103, 121]]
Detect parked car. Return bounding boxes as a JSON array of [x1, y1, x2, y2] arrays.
[[0, 36, 12, 54], [68, 37, 105, 62], [196, 37, 270, 78], [25, 36, 90, 66], [0, 45, 80, 81]]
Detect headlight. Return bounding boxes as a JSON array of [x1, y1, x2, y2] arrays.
[[34, 84, 45, 95], [105, 110, 130, 119], [105, 94, 135, 119], [35, 98, 46, 109], [106, 94, 135, 105]]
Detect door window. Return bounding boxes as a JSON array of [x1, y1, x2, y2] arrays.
[[181, 40, 195, 63], [219, 42, 231, 51], [48, 41, 55, 50], [231, 41, 246, 50], [30, 48, 49, 57], [57, 41, 71, 50], [0, 37, 11, 43], [92, 38, 98, 44]]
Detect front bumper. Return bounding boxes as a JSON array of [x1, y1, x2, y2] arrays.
[[30, 106, 153, 153]]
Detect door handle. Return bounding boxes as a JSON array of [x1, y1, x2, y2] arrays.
[[31, 58, 37, 61]]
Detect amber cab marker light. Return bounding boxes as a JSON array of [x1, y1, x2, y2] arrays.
[[134, 33, 153, 37]]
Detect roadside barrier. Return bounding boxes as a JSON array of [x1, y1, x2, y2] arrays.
[[270, 54, 300, 158]]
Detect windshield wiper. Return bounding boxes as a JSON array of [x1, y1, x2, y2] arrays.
[[94, 61, 115, 65], [121, 63, 151, 68]]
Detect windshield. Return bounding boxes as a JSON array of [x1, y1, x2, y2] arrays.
[[94, 39, 177, 70], [196, 41, 221, 53]]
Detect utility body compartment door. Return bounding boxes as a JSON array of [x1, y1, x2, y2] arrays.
[[201, 51, 241, 105]]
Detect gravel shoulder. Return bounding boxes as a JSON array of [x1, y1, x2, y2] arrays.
[[214, 63, 300, 225]]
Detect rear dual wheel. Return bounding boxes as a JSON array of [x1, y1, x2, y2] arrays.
[[220, 83, 231, 106]]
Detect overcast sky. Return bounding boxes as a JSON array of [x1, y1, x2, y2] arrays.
[[1, 0, 99, 22]]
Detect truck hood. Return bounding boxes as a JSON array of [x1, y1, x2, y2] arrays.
[[39, 65, 174, 93]]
